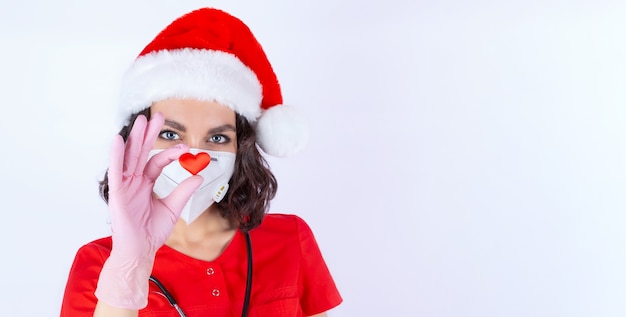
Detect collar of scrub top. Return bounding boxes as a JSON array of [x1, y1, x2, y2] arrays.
[[149, 230, 253, 317]]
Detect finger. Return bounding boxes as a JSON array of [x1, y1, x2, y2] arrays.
[[160, 175, 204, 220], [123, 115, 147, 176], [107, 135, 125, 191], [144, 143, 190, 181], [134, 112, 165, 174]]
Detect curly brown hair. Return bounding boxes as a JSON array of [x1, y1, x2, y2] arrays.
[[98, 108, 278, 231]]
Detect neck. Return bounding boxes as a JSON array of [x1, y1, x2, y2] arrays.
[[165, 206, 239, 261], [168, 206, 237, 245]]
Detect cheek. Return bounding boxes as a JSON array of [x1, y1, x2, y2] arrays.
[[216, 139, 237, 153]]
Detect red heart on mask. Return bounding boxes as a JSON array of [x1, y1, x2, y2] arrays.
[[179, 152, 211, 175]]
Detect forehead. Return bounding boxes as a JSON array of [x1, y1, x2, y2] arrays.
[[151, 98, 236, 126]]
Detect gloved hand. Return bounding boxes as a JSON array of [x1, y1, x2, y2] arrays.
[[95, 113, 203, 309]]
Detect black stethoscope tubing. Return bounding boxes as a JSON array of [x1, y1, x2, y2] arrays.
[[149, 231, 253, 317]]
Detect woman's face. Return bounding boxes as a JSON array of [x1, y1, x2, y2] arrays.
[[150, 98, 237, 153]]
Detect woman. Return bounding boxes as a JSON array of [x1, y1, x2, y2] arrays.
[[60, 8, 342, 317]]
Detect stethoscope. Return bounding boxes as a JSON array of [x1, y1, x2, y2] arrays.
[[149, 231, 253, 317]]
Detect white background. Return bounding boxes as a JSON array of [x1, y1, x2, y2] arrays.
[[1, 0, 625, 316]]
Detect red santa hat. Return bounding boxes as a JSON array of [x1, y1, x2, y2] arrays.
[[118, 8, 307, 157]]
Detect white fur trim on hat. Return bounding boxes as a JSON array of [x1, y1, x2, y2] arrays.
[[118, 48, 262, 124], [256, 105, 309, 157]]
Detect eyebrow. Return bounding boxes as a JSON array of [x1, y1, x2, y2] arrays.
[[207, 124, 236, 134], [163, 120, 236, 134], [164, 120, 186, 132]]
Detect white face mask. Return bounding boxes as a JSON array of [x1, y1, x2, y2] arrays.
[[148, 148, 236, 224]]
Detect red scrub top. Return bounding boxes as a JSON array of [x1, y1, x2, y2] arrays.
[[61, 214, 342, 317]]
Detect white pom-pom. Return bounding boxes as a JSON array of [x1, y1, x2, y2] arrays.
[[256, 105, 309, 157]]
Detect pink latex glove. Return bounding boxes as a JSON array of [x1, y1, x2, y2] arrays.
[[95, 113, 203, 309]]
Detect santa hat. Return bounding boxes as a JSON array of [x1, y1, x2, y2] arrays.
[[118, 8, 307, 157]]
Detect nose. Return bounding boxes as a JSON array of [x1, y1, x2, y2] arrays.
[[183, 135, 205, 150]]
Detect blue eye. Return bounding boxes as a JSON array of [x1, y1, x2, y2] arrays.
[[210, 135, 230, 144], [159, 130, 180, 141]]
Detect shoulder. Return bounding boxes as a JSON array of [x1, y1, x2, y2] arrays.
[[249, 213, 318, 257], [82, 236, 113, 252], [254, 213, 314, 238], [61, 237, 114, 315], [72, 236, 113, 263], [258, 213, 307, 228]]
